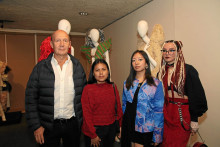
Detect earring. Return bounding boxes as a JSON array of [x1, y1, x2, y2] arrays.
[[145, 66, 148, 69]]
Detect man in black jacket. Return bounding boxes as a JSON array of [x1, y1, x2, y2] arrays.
[[25, 30, 87, 147]]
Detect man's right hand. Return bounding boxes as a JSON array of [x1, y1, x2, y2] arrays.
[[34, 126, 45, 144]]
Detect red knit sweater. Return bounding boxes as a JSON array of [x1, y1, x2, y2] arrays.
[[81, 83, 123, 139]]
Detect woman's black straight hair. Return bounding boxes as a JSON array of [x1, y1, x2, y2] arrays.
[[126, 50, 156, 90]]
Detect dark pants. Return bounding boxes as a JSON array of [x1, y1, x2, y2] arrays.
[[84, 122, 116, 147], [40, 116, 80, 147]]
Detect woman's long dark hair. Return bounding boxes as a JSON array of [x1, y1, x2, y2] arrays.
[[88, 59, 111, 84], [126, 50, 156, 90]]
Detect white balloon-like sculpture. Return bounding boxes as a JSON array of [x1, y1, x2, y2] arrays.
[[137, 20, 157, 70], [89, 29, 100, 64], [89, 28, 111, 74], [58, 19, 74, 56]]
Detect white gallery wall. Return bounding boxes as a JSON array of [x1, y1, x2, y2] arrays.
[[104, 0, 220, 146]]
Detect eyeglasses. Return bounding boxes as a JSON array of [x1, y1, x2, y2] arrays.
[[161, 49, 176, 54]]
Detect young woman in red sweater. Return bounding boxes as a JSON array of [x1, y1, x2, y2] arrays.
[[81, 59, 123, 147]]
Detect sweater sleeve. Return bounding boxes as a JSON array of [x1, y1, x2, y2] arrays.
[[25, 65, 41, 132], [186, 65, 208, 122], [114, 84, 123, 126], [81, 86, 97, 139], [152, 81, 164, 143]]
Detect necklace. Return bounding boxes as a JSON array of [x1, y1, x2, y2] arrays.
[[166, 63, 174, 67]]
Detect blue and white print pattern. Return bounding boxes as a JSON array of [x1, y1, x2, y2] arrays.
[[122, 78, 164, 143]]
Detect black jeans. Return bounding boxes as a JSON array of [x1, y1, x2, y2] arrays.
[[84, 122, 116, 147], [40, 116, 80, 147]]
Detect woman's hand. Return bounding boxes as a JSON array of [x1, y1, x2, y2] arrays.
[[91, 136, 101, 147], [152, 142, 159, 146], [190, 121, 199, 136], [115, 127, 122, 142], [117, 127, 122, 139]]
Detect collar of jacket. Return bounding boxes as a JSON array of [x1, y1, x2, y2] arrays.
[[128, 79, 146, 93], [133, 79, 146, 87], [45, 53, 78, 74]]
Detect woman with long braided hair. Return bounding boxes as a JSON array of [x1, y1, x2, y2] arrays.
[[158, 40, 208, 147]]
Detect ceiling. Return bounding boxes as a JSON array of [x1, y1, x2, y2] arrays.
[[0, 0, 152, 33]]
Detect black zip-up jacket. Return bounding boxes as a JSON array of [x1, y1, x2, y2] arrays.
[[25, 53, 87, 131]]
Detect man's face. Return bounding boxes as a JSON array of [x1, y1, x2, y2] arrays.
[[50, 30, 71, 57]]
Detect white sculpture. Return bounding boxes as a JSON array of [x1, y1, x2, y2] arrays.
[[88, 29, 100, 64], [137, 20, 150, 49], [58, 19, 74, 56], [137, 20, 165, 77], [89, 29, 111, 74], [81, 29, 112, 79]]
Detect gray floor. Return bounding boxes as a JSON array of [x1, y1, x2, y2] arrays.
[[0, 113, 121, 147]]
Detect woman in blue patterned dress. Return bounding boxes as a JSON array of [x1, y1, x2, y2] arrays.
[[121, 50, 164, 147]]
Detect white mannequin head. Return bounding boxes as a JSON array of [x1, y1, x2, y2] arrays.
[[137, 20, 148, 38], [89, 29, 100, 43], [58, 19, 71, 34]]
